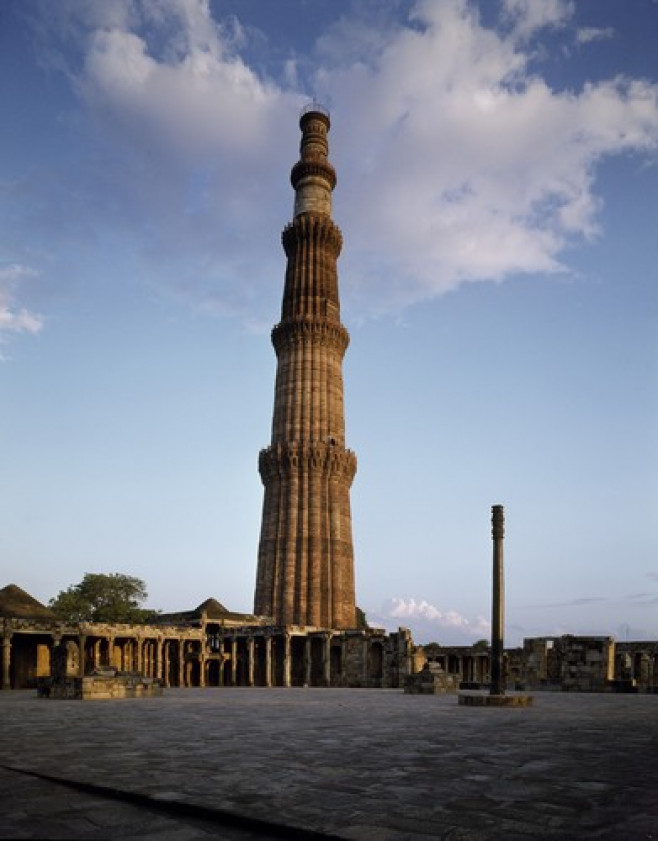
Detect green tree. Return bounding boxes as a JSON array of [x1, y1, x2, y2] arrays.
[[49, 573, 156, 623], [356, 606, 369, 629]]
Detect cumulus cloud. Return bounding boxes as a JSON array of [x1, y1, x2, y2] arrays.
[[318, 0, 658, 310], [0, 265, 44, 347], [26, 0, 658, 319], [376, 596, 490, 644]]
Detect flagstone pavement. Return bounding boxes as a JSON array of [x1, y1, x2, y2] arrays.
[[0, 688, 656, 840]]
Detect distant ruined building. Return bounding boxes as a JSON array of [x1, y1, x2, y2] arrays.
[[2, 108, 656, 695]]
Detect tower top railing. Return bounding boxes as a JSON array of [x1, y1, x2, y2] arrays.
[[300, 101, 330, 119]]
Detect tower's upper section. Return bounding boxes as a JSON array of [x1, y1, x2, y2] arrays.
[[291, 104, 337, 219]]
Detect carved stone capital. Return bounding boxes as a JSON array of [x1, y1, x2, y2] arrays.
[[259, 442, 357, 483], [271, 319, 350, 355], [492, 505, 505, 540], [290, 159, 337, 192], [282, 214, 343, 258]]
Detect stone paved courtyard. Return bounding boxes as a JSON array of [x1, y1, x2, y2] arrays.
[[1, 688, 656, 840]]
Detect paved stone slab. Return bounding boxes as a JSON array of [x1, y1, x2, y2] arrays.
[[0, 688, 657, 839]]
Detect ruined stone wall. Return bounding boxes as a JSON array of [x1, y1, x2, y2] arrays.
[[420, 635, 658, 693], [615, 641, 658, 692], [556, 636, 615, 692]]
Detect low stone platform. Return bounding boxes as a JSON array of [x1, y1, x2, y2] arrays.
[[458, 691, 534, 707], [0, 688, 656, 839], [38, 672, 163, 700]]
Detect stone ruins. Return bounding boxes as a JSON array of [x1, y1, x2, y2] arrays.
[[2, 107, 656, 696]]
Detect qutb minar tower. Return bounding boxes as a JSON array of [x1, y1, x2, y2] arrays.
[[254, 105, 357, 630]]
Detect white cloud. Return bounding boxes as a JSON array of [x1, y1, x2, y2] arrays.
[[376, 596, 490, 644], [576, 27, 614, 45], [501, 0, 574, 40], [0, 265, 44, 345], [317, 1, 658, 311], [28, 0, 658, 318]]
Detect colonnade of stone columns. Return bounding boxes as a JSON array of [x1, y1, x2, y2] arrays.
[[1, 621, 406, 690], [217, 632, 335, 688]]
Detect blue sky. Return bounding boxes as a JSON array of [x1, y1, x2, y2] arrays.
[[1, 0, 656, 645]]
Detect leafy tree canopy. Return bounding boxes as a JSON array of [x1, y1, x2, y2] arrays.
[[49, 573, 157, 624], [356, 606, 369, 629]]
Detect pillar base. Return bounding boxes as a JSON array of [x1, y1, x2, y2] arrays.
[[458, 691, 533, 707]]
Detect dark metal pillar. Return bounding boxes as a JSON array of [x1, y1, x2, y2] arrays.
[[490, 504, 505, 696]]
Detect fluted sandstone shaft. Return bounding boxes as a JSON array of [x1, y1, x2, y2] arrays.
[[254, 106, 357, 629]]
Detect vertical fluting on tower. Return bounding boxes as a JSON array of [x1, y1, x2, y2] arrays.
[[254, 106, 357, 630]]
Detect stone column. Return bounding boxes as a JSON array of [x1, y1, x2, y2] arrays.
[[362, 636, 369, 688], [265, 636, 272, 687], [323, 634, 331, 687], [106, 636, 114, 669], [161, 641, 169, 687], [78, 634, 87, 678], [178, 640, 185, 687], [199, 651, 206, 688], [2, 633, 12, 690], [304, 637, 312, 687], [247, 637, 255, 687], [490, 504, 505, 696], [219, 638, 226, 687], [156, 640, 164, 681], [283, 634, 292, 687], [231, 638, 238, 687]]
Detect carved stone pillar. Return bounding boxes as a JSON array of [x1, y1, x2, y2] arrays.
[[218, 638, 226, 687], [247, 637, 255, 687], [105, 636, 114, 669], [78, 634, 86, 678], [283, 634, 292, 688], [265, 636, 272, 688], [199, 651, 206, 688], [2, 633, 12, 690], [231, 638, 238, 687], [156, 639, 164, 681], [161, 641, 169, 687], [178, 640, 185, 687], [323, 634, 331, 687], [304, 637, 312, 687]]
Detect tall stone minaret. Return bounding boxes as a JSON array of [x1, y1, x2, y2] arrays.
[[254, 105, 357, 630]]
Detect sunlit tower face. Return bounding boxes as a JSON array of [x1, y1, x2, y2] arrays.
[[254, 106, 357, 630]]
